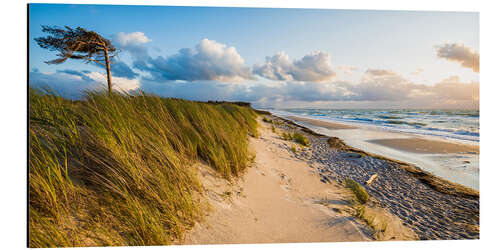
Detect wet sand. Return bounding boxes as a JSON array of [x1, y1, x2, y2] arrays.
[[367, 138, 480, 154], [284, 114, 479, 189], [287, 116, 357, 130]]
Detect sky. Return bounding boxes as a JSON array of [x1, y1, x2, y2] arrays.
[[28, 4, 479, 109]]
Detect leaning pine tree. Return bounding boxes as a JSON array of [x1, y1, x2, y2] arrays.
[[35, 26, 118, 94]]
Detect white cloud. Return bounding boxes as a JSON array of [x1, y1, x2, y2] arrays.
[[133, 38, 254, 82], [435, 43, 479, 72], [114, 32, 152, 58], [253, 51, 336, 82], [115, 32, 151, 47], [85, 72, 140, 92], [335, 65, 358, 74], [30, 68, 479, 109], [364, 69, 398, 77], [29, 70, 139, 99], [410, 68, 424, 75]]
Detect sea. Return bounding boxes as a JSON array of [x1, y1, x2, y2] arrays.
[[268, 109, 479, 144], [265, 108, 480, 190]]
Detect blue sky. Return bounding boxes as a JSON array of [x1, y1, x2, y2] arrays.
[[29, 4, 479, 109]]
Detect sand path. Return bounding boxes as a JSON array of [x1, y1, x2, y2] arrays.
[[184, 120, 373, 244]]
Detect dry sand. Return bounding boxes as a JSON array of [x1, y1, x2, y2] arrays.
[[367, 138, 479, 154], [287, 116, 357, 130], [184, 119, 414, 244]]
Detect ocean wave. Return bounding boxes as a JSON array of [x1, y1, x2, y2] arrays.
[[268, 108, 479, 142], [377, 115, 403, 119], [384, 120, 427, 127]]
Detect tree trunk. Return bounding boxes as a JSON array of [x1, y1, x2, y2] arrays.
[[103, 47, 112, 95]]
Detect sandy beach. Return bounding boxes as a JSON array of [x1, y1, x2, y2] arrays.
[[184, 115, 479, 244], [287, 116, 358, 130], [284, 114, 480, 190], [368, 138, 479, 154]]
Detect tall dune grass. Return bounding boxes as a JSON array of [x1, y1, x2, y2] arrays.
[[28, 88, 258, 247]]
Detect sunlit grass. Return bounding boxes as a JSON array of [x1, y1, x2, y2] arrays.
[[344, 178, 369, 204], [29, 87, 257, 247]]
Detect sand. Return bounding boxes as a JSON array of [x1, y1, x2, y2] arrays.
[[183, 115, 479, 243], [184, 119, 414, 244], [274, 116, 479, 240], [280, 115, 479, 189], [367, 138, 479, 154], [287, 116, 357, 130]]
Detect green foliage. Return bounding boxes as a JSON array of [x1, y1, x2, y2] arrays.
[[292, 132, 309, 146], [29, 88, 257, 247], [291, 144, 297, 153], [262, 117, 272, 123], [345, 178, 370, 204], [281, 132, 293, 141]]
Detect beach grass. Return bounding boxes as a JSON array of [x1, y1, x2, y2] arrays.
[[29, 88, 257, 247], [281, 132, 293, 141], [344, 178, 369, 204], [292, 132, 309, 147], [262, 117, 272, 123], [280, 132, 309, 147]]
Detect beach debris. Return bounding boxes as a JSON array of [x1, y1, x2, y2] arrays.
[[366, 173, 379, 186]]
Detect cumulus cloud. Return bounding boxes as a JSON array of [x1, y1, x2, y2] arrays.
[[115, 32, 151, 46], [114, 32, 152, 58], [31, 68, 478, 109], [253, 51, 336, 82], [94, 61, 138, 79], [243, 71, 478, 108], [29, 70, 140, 99], [110, 61, 139, 79], [335, 65, 358, 74], [431, 76, 479, 102], [435, 43, 479, 72], [133, 38, 253, 82], [410, 68, 424, 75], [364, 69, 397, 77]]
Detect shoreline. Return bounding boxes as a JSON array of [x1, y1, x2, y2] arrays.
[[274, 112, 479, 191], [273, 114, 479, 198], [185, 114, 479, 242], [185, 117, 417, 244], [267, 114, 479, 239]]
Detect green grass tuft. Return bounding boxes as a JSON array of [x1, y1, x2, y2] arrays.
[[292, 132, 309, 146], [262, 117, 272, 123], [344, 178, 370, 204], [29, 88, 257, 247], [281, 132, 293, 141]]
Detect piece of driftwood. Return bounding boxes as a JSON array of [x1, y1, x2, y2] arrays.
[[366, 173, 379, 185]]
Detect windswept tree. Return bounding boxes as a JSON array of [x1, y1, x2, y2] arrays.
[[35, 26, 118, 94]]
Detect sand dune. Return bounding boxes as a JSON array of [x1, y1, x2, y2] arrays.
[[184, 118, 415, 244]]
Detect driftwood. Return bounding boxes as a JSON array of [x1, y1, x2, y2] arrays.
[[366, 173, 379, 185]]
